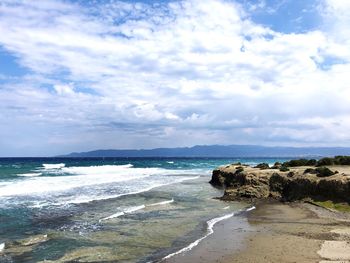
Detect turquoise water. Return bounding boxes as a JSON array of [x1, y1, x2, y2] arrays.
[[0, 157, 290, 262]]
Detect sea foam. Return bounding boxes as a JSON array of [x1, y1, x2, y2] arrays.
[[0, 161, 201, 207], [99, 205, 146, 222], [42, 163, 65, 169], [148, 199, 174, 206], [99, 199, 174, 222], [17, 173, 42, 177], [0, 242, 4, 252], [0, 165, 179, 197]]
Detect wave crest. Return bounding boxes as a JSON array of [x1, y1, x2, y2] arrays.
[[42, 163, 65, 169]]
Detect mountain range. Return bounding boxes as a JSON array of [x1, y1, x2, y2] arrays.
[[59, 145, 350, 158]]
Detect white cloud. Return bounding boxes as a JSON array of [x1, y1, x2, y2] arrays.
[[0, 0, 349, 155], [54, 83, 75, 95]]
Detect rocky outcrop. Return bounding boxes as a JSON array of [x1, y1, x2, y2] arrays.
[[210, 164, 350, 203]]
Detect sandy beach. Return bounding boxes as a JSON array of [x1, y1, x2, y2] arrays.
[[165, 201, 350, 263]]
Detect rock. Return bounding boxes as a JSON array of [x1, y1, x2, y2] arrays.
[[210, 165, 350, 203], [38, 246, 118, 262], [16, 234, 48, 246], [209, 169, 226, 187], [2, 234, 50, 259], [271, 162, 282, 169], [287, 171, 295, 177], [254, 163, 270, 170], [209, 165, 246, 187]]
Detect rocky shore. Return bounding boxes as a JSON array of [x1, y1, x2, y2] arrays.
[[201, 157, 350, 262], [210, 158, 350, 205]]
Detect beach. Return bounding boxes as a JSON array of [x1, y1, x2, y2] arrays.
[[165, 201, 350, 263], [1, 158, 350, 262]]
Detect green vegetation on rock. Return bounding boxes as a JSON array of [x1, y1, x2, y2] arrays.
[[281, 156, 350, 168], [317, 156, 350, 166], [254, 163, 270, 170], [279, 166, 290, 172], [312, 200, 350, 213], [283, 159, 316, 167], [303, 168, 316, 174], [315, 167, 338, 177], [303, 167, 338, 177]]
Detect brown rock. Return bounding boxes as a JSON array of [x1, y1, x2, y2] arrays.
[[210, 165, 350, 203]]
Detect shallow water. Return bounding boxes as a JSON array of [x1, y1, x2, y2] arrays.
[[0, 157, 290, 262]]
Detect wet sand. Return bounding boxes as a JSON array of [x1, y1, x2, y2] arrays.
[[164, 201, 350, 263], [163, 211, 253, 263]]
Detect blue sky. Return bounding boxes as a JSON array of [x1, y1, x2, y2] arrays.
[[0, 0, 349, 156]]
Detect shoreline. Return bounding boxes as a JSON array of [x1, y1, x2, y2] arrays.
[[162, 206, 254, 263], [163, 200, 350, 263]]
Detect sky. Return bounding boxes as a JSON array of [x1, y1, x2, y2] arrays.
[[0, 0, 349, 156]]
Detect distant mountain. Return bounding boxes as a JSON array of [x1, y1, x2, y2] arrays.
[[58, 145, 350, 158]]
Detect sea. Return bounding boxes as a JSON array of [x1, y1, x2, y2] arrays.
[[0, 157, 291, 262]]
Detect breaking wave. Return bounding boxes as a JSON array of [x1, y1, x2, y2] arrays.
[[99, 198, 175, 222]]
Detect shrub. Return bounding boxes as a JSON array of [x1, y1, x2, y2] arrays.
[[316, 156, 350, 166], [254, 163, 270, 170], [283, 159, 310, 167], [306, 159, 317, 166], [303, 168, 316, 174], [279, 166, 290, 172], [315, 167, 336, 177], [334, 156, 350, 165], [316, 157, 335, 166]]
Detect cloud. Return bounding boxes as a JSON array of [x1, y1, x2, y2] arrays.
[[0, 0, 349, 155], [54, 83, 75, 95]]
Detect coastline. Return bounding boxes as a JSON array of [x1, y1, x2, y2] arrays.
[[163, 201, 350, 263], [162, 207, 253, 263]]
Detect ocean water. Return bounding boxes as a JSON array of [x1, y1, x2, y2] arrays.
[[0, 157, 290, 262]]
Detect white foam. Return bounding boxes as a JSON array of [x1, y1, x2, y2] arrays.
[[99, 205, 146, 222], [99, 198, 175, 222], [0, 165, 200, 198], [99, 199, 175, 222], [59, 176, 198, 207], [61, 164, 133, 175], [167, 161, 174, 164], [124, 205, 145, 213], [99, 212, 125, 221], [43, 163, 65, 169], [163, 206, 256, 259], [223, 206, 230, 210], [148, 199, 174, 206], [17, 173, 42, 177], [246, 206, 256, 212], [28, 201, 51, 208], [0, 242, 4, 252]]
